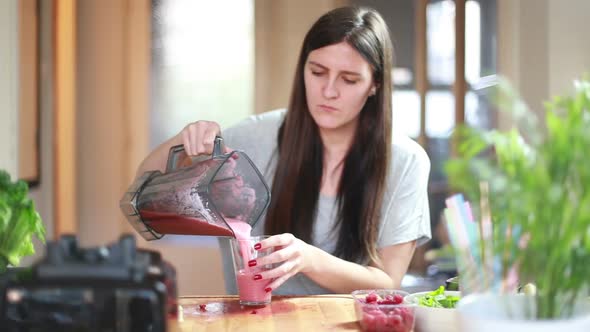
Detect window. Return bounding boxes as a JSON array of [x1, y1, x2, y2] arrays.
[[150, 0, 254, 149], [352, 0, 497, 283], [149, 0, 254, 244]]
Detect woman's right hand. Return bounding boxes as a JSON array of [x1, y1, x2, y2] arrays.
[[178, 120, 228, 156], [136, 120, 230, 177]]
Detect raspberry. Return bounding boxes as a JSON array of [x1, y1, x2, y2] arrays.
[[378, 293, 404, 305], [374, 313, 389, 328], [400, 307, 414, 323], [365, 292, 378, 303], [377, 299, 397, 305], [388, 313, 403, 326]]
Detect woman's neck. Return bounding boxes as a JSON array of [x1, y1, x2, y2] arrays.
[[319, 124, 356, 196], [318, 117, 357, 156]]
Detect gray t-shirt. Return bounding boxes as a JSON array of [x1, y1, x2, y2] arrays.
[[218, 109, 431, 295]]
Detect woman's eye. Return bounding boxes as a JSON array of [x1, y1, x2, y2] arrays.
[[311, 71, 324, 76], [343, 77, 358, 84]]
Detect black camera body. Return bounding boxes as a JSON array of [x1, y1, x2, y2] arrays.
[[0, 234, 177, 332]]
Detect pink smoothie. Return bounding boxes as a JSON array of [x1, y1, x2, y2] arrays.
[[139, 210, 235, 237], [236, 270, 272, 304], [227, 220, 253, 241], [227, 220, 272, 304]]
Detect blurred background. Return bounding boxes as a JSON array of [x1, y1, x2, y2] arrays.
[[1, 0, 589, 295]]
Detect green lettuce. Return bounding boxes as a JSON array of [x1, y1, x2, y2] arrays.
[[417, 286, 461, 309], [0, 170, 45, 272]]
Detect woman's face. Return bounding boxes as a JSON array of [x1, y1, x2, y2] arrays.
[[304, 41, 376, 134]]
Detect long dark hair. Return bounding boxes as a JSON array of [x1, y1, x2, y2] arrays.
[[265, 6, 393, 265]]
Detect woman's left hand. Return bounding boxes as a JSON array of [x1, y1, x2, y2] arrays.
[[251, 233, 315, 292]]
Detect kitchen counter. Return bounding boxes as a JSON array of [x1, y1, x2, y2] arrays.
[[169, 294, 360, 331]]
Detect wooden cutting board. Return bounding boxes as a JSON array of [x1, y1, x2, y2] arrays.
[[169, 295, 360, 331]]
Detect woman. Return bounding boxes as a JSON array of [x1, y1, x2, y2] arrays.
[[136, 6, 431, 295]]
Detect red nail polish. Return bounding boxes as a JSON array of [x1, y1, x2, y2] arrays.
[[254, 243, 262, 250], [265, 287, 272, 293], [253, 274, 262, 280], [248, 260, 257, 267]]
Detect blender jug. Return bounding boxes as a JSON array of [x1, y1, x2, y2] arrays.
[[120, 137, 270, 240]]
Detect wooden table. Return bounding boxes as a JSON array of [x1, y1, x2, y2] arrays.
[[169, 295, 361, 331]]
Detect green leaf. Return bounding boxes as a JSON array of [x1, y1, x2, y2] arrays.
[[417, 286, 460, 309], [0, 170, 46, 269]]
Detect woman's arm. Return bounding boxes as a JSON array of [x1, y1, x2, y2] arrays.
[[254, 234, 416, 293], [305, 240, 416, 293]]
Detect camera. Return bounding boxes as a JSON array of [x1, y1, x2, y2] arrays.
[[0, 234, 177, 332]]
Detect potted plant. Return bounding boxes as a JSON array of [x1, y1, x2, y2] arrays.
[[0, 170, 46, 273], [445, 77, 590, 330]]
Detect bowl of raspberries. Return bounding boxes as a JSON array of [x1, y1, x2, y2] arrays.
[[351, 289, 416, 332]]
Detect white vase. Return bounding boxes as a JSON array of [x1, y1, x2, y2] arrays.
[[456, 293, 590, 332]]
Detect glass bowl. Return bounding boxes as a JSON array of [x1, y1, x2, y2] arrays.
[[351, 289, 416, 332], [405, 290, 461, 332]]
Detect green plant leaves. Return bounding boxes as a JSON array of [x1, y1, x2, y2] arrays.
[[0, 170, 46, 272], [445, 77, 590, 319]]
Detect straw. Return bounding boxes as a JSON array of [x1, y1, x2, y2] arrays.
[[443, 190, 508, 295], [444, 208, 476, 293], [478, 181, 495, 289], [444, 194, 484, 294]]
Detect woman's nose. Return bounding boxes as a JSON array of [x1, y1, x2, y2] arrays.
[[323, 79, 339, 99]]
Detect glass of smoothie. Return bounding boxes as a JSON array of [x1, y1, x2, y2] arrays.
[[229, 235, 274, 306]]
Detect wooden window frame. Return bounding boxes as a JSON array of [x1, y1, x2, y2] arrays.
[[415, 0, 467, 154]]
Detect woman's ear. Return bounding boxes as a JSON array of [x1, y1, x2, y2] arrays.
[[369, 84, 379, 96]]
